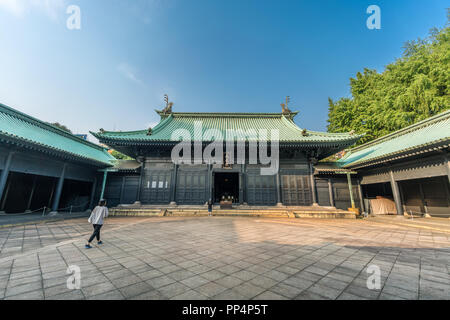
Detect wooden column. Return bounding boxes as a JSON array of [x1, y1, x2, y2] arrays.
[[208, 164, 213, 203], [357, 179, 365, 213], [170, 163, 178, 205], [136, 161, 145, 203], [328, 178, 335, 207], [276, 172, 282, 206], [0, 175, 11, 212], [51, 163, 67, 213], [309, 163, 318, 205], [0, 151, 14, 207], [88, 177, 97, 209], [389, 169, 403, 215], [346, 173, 355, 209], [99, 170, 108, 200]]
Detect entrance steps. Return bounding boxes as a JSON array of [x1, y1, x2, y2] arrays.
[[109, 205, 356, 219]]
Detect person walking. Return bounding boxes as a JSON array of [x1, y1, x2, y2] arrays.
[[208, 199, 213, 217], [85, 199, 108, 249]]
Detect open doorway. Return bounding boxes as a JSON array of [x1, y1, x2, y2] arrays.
[[214, 172, 239, 203]]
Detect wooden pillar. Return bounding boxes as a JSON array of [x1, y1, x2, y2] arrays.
[[99, 170, 108, 200], [309, 163, 318, 205], [0, 151, 14, 207], [242, 164, 247, 205], [276, 172, 282, 206], [328, 178, 335, 207], [0, 175, 11, 212], [136, 161, 144, 203], [357, 178, 365, 213], [170, 163, 178, 205], [26, 175, 38, 212], [208, 164, 213, 203], [389, 169, 403, 215], [346, 173, 355, 209], [51, 163, 67, 213], [89, 177, 97, 209]]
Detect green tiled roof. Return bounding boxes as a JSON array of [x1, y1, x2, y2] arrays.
[[92, 111, 361, 146], [0, 103, 116, 167], [339, 109, 450, 168]]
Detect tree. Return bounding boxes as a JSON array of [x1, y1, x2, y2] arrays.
[[110, 149, 134, 160], [327, 13, 449, 145], [50, 122, 72, 133]]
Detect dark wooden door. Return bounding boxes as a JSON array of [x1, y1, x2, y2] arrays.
[[246, 170, 277, 205]]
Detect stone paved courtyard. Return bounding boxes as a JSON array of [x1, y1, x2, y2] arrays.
[[0, 216, 449, 300]]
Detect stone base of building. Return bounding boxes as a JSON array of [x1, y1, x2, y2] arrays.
[[109, 204, 356, 219]]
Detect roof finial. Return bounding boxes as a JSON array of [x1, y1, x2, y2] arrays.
[[162, 94, 173, 114], [281, 96, 292, 114]]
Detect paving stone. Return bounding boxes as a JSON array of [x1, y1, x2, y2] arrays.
[[200, 270, 227, 282], [1, 216, 449, 300], [212, 288, 247, 300], [158, 282, 190, 298], [253, 291, 286, 300], [111, 275, 142, 288], [171, 289, 208, 300], [88, 290, 124, 300], [48, 290, 85, 300], [146, 275, 176, 289], [120, 282, 153, 299], [197, 282, 228, 297], [138, 269, 164, 281], [214, 275, 244, 288], [131, 290, 167, 300], [82, 282, 116, 297], [230, 282, 266, 299], [5, 290, 44, 300], [270, 283, 303, 299], [180, 275, 210, 289], [5, 280, 42, 297]]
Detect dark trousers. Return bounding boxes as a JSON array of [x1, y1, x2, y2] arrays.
[[88, 224, 102, 243]]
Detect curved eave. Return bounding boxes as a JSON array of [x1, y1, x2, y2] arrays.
[[95, 137, 361, 149], [0, 132, 115, 168], [342, 138, 450, 169]]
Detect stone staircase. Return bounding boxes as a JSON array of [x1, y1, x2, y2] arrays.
[[109, 205, 356, 219]]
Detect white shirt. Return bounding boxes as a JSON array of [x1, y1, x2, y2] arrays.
[[88, 206, 109, 225]]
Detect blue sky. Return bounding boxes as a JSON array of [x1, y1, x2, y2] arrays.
[[0, 0, 447, 141]]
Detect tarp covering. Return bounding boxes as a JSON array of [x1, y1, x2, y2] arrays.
[[370, 196, 397, 215]]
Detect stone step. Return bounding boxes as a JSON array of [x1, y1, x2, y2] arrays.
[[109, 208, 355, 219]]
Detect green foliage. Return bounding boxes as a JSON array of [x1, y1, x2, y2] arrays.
[[327, 16, 450, 145], [50, 122, 72, 133], [110, 149, 134, 160]]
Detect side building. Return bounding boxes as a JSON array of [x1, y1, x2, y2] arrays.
[[0, 103, 116, 213], [337, 110, 450, 217]]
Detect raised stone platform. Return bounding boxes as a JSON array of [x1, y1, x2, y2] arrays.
[[109, 204, 356, 219]]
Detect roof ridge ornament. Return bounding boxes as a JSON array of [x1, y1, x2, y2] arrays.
[[281, 96, 292, 115], [160, 94, 173, 114]]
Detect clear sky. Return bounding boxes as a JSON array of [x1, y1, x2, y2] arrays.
[[0, 0, 447, 141]]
